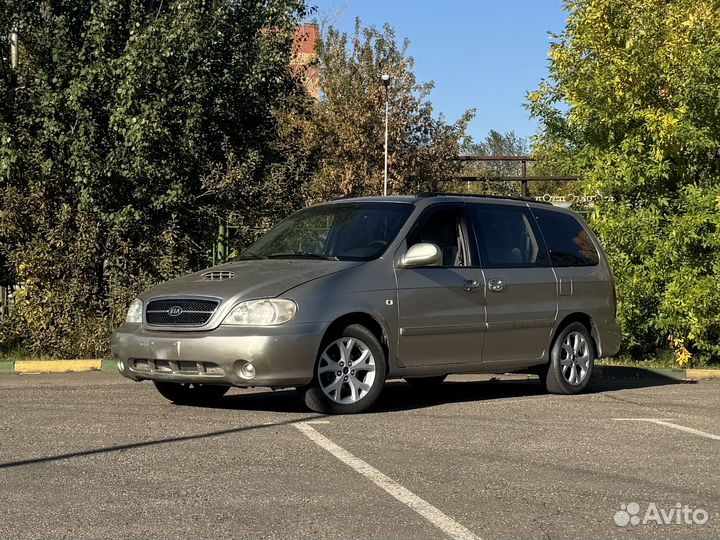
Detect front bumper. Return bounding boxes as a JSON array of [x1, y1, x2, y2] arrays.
[[111, 322, 327, 388]]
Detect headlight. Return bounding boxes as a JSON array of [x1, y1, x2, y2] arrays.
[[125, 298, 143, 323], [223, 298, 297, 326]]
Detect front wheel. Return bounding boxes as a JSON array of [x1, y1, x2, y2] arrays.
[[153, 381, 230, 405], [304, 324, 387, 414], [542, 322, 595, 394]]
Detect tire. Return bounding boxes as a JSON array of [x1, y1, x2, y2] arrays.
[[404, 375, 447, 386], [542, 322, 595, 394], [153, 381, 230, 404], [304, 324, 387, 414]]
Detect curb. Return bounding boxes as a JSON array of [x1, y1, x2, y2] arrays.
[[0, 360, 717, 380], [0, 359, 117, 374], [685, 369, 720, 381], [596, 365, 720, 381]]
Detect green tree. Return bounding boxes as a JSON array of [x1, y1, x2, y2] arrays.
[[458, 130, 530, 195], [464, 130, 529, 170], [528, 0, 720, 363], [304, 20, 473, 200], [0, 0, 312, 357]]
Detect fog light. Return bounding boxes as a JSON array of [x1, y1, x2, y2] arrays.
[[116, 358, 125, 372], [240, 362, 256, 379]]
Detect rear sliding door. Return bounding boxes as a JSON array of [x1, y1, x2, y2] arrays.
[[468, 202, 558, 366]]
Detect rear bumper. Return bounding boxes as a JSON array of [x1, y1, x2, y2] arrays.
[[110, 322, 327, 388], [595, 319, 621, 358]]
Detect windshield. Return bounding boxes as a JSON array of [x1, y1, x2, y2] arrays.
[[240, 202, 413, 262]]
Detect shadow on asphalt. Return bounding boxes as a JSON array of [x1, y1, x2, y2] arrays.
[[203, 380, 548, 415], [0, 416, 325, 470], [0, 376, 688, 470], [204, 374, 688, 414]]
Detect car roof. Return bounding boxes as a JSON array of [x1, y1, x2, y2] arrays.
[[325, 192, 553, 208]]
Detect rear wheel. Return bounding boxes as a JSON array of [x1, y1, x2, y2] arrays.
[[153, 381, 230, 404], [404, 375, 447, 386], [542, 322, 595, 394], [304, 324, 386, 414]]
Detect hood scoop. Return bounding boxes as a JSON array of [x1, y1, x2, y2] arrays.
[[201, 271, 235, 281]]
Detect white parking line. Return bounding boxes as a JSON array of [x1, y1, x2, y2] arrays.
[[294, 422, 479, 540], [613, 418, 720, 441]]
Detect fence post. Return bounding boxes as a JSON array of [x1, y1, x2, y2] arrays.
[[215, 221, 228, 264], [1, 285, 7, 319]]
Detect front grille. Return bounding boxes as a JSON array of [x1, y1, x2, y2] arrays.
[[130, 359, 224, 376], [202, 271, 235, 281], [145, 297, 220, 326], [177, 361, 198, 373], [204, 363, 224, 375], [154, 360, 172, 372], [133, 359, 150, 371]]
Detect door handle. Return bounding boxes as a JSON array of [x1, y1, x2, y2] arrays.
[[463, 279, 480, 292], [488, 279, 505, 292]]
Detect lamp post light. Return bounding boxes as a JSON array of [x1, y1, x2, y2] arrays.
[[381, 73, 390, 196]]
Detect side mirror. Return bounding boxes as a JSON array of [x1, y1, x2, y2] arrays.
[[400, 243, 442, 268]]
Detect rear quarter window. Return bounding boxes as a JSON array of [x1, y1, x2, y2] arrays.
[[532, 208, 599, 267]]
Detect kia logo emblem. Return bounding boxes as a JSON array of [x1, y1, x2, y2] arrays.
[[167, 306, 183, 317]]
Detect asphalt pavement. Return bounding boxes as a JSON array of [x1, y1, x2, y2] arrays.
[[0, 371, 718, 539]]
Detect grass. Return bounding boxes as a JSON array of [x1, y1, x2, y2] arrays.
[[598, 357, 682, 369], [598, 350, 720, 370], [0, 347, 42, 362]]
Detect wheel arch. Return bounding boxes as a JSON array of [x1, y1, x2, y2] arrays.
[[549, 313, 599, 360], [318, 312, 392, 370]]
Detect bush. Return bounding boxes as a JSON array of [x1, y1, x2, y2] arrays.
[[529, 0, 720, 364], [0, 0, 311, 357]]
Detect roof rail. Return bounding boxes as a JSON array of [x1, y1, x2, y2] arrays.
[[415, 192, 552, 205]]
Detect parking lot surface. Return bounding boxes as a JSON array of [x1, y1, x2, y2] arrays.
[[0, 372, 718, 539]]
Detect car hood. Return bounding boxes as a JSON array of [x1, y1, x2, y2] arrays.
[[139, 259, 362, 304]]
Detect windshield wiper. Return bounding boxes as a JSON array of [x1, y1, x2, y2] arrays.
[[236, 252, 268, 260], [268, 252, 339, 261]]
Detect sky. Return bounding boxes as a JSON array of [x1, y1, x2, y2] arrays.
[[306, 0, 568, 144]]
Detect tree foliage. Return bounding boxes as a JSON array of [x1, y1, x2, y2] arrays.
[[528, 0, 720, 363], [464, 130, 528, 168], [457, 130, 530, 195], [303, 20, 473, 200], [0, 0, 312, 356]]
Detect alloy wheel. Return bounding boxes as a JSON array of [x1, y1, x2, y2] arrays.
[[559, 330, 590, 385], [317, 337, 377, 404]]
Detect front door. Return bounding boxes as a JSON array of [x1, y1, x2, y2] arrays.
[[395, 205, 486, 367], [467, 202, 558, 366]]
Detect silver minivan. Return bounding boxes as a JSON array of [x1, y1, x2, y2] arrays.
[[111, 194, 620, 413]]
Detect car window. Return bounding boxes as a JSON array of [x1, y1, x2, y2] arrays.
[[406, 207, 470, 267], [469, 204, 548, 268], [531, 208, 599, 267]]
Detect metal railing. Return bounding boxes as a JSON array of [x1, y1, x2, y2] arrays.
[[449, 156, 579, 197]]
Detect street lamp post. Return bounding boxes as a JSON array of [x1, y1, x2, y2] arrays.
[[381, 74, 390, 196]]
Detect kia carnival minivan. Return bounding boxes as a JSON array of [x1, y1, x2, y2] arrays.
[[111, 193, 620, 414]]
